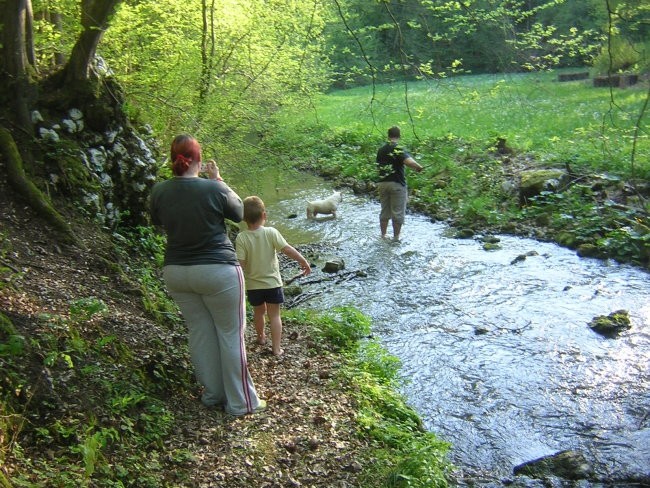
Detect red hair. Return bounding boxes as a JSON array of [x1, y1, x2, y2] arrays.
[[170, 134, 202, 176]]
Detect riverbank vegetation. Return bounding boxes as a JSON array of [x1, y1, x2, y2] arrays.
[[0, 210, 453, 486], [268, 72, 650, 268]]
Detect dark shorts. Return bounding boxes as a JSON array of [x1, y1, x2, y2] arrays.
[[247, 287, 284, 306]]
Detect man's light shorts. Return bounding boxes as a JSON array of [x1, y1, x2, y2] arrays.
[[378, 181, 407, 224]]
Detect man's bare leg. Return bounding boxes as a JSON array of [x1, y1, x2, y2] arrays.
[[392, 221, 402, 241], [380, 218, 389, 238]]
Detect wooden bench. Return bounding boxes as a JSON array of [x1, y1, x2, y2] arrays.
[[593, 73, 639, 88], [558, 72, 589, 82]]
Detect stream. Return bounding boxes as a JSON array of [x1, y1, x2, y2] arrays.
[[238, 170, 650, 483]]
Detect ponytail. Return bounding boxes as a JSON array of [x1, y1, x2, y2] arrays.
[[171, 154, 192, 176], [170, 134, 202, 176]]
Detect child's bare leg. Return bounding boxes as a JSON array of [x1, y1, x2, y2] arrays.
[[266, 303, 283, 355], [253, 303, 267, 344]]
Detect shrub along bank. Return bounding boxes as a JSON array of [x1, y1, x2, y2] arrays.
[[268, 126, 650, 270]]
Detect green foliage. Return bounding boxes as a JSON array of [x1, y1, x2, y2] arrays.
[[69, 425, 120, 483], [0, 228, 195, 486], [69, 297, 108, 323], [355, 341, 402, 386], [521, 186, 650, 265], [310, 306, 371, 353], [0, 232, 21, 290], [32, 0, 81, 68], [385, 438, 452, 488], [355, 379, 424, 446], [99, 0, 331, 162], [35, 298, 105, 369], [592, 37, 650, 74], [0, 312, 25, 357], [324, 0, 607, 87], [112, 226, 179, 323], [2, 295, 189, 486], [326, 309, 454, 487], [270, 71, 649, 266]]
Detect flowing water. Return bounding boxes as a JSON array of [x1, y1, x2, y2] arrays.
[[239, 170, 650, 482]]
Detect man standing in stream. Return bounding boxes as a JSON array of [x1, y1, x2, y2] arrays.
[[376, 125, 423, 242]]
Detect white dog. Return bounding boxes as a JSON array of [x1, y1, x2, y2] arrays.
[[306, 191, 342, 219]]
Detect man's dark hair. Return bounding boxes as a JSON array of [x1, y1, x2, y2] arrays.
[[388, 126, 401, 139]]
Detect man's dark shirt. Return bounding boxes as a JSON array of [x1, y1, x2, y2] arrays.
[[376, 142, 412, 186]]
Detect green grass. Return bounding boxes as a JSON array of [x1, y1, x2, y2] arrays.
[[284, 70, 648, 176]]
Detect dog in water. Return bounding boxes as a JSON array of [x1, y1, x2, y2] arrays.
[[306, 191, 342, 219]]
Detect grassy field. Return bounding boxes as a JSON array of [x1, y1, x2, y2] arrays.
[[297, 70, 649, 176]]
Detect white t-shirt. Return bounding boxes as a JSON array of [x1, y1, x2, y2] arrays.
[[235, 226, 288, 290]]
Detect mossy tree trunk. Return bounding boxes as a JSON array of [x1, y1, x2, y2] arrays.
[[0, 127, 77, 244], [0, 1, 113, 245]]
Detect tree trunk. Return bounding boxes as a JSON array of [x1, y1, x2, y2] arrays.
[[63, 0, 121, 84], [0, 127, 77, 244], [2, 0, 28, 77], [51, 12, 67, 66], [24, 0, 36, 67], [1, 0, 35, 132]]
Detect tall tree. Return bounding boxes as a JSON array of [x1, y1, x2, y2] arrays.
[[0, 0, 122, 241], [1, 0, 37, 132], [63, 0, 121, 85]]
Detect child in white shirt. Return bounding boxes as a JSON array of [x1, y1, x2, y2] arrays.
[[235, 196, 311, 356]]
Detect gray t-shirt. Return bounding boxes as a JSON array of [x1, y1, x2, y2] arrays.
[[150, 177, 243, 266]]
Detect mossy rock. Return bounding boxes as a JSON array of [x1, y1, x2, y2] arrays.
[[556, 231, 578, 248], [284, 285, 303, 297], [520, 169, 566, 189], [480, 235, 501, 244], [519, 168, 568, 203], [455, 228, 474, 239], [514, 450, 593, 480], [577, 243, 606, 259], [430, 168, 453, 189], [38, 139, 99, 195], [483, 242, 502, 251], [588, 309, 631, 337], [85, 100, 117, 132]]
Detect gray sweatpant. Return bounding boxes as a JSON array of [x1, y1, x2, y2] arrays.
[[163, 263, 261, 415]]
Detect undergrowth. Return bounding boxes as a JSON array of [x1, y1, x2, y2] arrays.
[[0, 299, 189, 486], [2, 222, 453, 486], [0, 226, 191, 487], [266, 122, 650, 268], [287, 307, 454, 487]]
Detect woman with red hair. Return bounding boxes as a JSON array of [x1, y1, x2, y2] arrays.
[[150, 134, 265, 416]]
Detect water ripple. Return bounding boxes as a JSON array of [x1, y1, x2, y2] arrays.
[[257, 175, 650, 481]]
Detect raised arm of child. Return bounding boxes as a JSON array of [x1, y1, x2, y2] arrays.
[[281, 245, 311, 276]]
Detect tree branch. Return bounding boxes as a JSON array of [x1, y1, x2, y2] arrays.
[[331, 0, 378, 130]]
